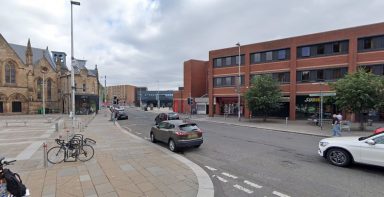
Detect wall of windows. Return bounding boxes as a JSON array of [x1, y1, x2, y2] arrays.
[[297, 40, 348, 58], [296, 67, 348, 83], [213, 55, 245, 68], [358, 35, 384, 52], [250, 48, 290, 64], [213, 75, 245, 87], [359, 64, 384, 75], [250, 72, 290, 84]]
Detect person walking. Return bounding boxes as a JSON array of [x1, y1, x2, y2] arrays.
[[332, 114, 341, 136]]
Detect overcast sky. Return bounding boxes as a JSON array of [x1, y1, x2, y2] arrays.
[[1, 0, 384, 90]]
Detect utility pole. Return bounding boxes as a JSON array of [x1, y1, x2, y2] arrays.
[[70, 0, 80, 133], [236, 42, 241, 121]]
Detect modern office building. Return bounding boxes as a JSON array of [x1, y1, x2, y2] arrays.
[[136, 89, 174, 108], [208, 22, 384, 120]]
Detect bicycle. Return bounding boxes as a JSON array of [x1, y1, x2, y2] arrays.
[[0, 157, 30, 197], [47, 135, 95, 164]]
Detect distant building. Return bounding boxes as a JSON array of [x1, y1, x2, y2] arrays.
[[107, 85, 136, 106], [136, 89, 174, 108]]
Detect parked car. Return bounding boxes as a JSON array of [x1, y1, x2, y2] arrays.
[[115, 107, 128, 120], [318, 132, 384, 167], [373, 127, 384, 134], [155, 112, 180, 125], [150, 120, 203, 152]]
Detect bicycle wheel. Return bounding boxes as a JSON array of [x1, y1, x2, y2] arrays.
[[77, 145, 94, 162], [47, 146, 65, 164]]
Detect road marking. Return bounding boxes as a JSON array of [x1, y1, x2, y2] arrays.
[[221, 172, 238, 179], [144, 137, 150, 140], [15, 141, 44, 160], [233, 184, 253, 194], [273, 191, 291, 197], [205, 166, 217, 171], [216, 176, 228, 183], [135, 132, 142, 135], [244, 180, 263, 189]]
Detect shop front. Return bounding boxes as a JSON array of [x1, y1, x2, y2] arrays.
[[295, 95, 336, 120], [75, 94, 99, 115], [215, 97, 244, 116]]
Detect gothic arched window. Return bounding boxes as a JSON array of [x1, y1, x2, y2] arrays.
[[5, 62, 16, 84], [47, 79, 52, 100], [37, 78, 42, 99]]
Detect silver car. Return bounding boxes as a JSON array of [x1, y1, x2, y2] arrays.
[[150, 120, 203, 152]]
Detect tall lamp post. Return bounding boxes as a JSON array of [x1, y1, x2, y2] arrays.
[[70, 0, 80, 132], [312, 82, 324, 130], [236, 42, 241, 121], [41, 67, 48, 116]]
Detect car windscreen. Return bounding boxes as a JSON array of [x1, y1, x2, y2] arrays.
[[358, 133, 382, 141], [179, 124, 199, 132]]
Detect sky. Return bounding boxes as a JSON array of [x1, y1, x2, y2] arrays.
[[1, 0, 384, 90]]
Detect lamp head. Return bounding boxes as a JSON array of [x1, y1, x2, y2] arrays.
[[71, 1, 80, 5], [236, 42, 240, 47]]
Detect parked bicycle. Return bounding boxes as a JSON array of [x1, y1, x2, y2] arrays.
[[0, 157, 30, 197], [47, 134, 96, 164]]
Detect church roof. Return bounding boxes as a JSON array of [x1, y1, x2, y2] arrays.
[[9, 43, 56, 71]]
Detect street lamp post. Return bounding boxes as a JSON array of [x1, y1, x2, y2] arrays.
[[70, 0, 80, 132], [157, 80, 160, 109], [312, 82, 324, 130], [41, 67, 48, 116], [236, 42, 241, 121]]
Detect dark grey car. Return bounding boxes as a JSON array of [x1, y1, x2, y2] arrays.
[[150, 120, 203, 152]]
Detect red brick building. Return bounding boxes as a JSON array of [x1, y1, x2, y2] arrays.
[[176, 22, 384, 121]]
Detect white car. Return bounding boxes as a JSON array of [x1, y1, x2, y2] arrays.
[[318, 132, 384, 167]]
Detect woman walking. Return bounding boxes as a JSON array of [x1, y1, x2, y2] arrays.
[[332, 114, 341, 136]]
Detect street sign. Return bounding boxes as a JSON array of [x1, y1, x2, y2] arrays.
[[309, 93, 336, 97]]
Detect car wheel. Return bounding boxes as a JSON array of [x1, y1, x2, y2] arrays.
[[150, 132, 157, 143], [326, 148, 352, 167], [168, 139, 177, 152]]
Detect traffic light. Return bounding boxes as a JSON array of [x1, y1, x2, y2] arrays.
[[187, 97, 192, 105]]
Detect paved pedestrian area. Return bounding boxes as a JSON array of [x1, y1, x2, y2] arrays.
[[1, 110, 209, 197]]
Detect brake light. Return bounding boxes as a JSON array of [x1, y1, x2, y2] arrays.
[[197, 130, 203, 137], [175, 131, 188, 136]]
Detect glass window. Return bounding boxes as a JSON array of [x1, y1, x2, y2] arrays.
[[83, 84, 86, 92], [253, 53, 261, 63], [37, 78, 42, 99], [317, 70, 324, 81], [225, 77, 231, 86], [215, 78, 222, 87], [179, 123, 199, 132], [225, 57, 232, 66], [47, 79, 52, 100], [214, 58, 222, 67], [317, 45, 325, 55], [5, 62, 16, 84], [266, 51, 273, 61], [333, 42, 340, 53], [364, 38, 372, 49], [278, 50, 286, 60], [301, 47, 310, 57], [301, 71, 310, 81]]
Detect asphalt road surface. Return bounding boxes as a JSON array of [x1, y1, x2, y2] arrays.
[[118, 108, 384, 197]]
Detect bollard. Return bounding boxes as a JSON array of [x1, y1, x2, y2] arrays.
[[55, 123, 59, 132], [43, 142, 48, 168], [285, 117, 288, 126]]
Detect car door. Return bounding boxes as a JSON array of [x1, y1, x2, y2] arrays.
[[157, 122, 168, 142], [360, 134, 384, 166]]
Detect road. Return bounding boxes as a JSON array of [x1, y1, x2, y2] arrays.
[[119, 108, 384, 197]]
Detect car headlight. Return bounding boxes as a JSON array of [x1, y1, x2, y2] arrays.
[[319, 141, 329, 147]]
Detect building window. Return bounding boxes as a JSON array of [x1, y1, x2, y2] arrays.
[[301, 71, 310, 82], [225, 57, 232, 66], [214, 58, 222, 67], [333, 42, 340, 53], [83, 84, 86, 92], [47, 79, 52, 100], [266, 51, 273, 61], [317, 70, 324, 81], [252, 53, 261, 63], [37, 78, 42, 99], [5, 62, 16, 84], [301, 47, 310, 57], [364, 38, 372, 49], [277, 50, 286, 60], [317, 45, 325, 55]]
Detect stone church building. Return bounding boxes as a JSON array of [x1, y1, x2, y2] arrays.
[[0, 34, 99, 115]]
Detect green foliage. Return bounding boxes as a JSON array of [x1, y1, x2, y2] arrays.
[[330, 68, 384, 114], [245, 75, 282, 121]]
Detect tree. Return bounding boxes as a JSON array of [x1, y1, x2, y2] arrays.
[[245, 75, 282, 122], [330, 68, 384, 130]]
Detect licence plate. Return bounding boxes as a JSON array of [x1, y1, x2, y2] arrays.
[[188, 134, 198, 139]]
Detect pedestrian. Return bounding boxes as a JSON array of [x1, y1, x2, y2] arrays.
[[332, 114, 341, 136], [336, 112, 343, 121]]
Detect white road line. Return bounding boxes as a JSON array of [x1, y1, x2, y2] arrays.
[[221, 172, 238, 179], [135, 132, 142, 134], [273, 191, 291, 197], [233, 184, 253, 194], [244, 180, 263, 189], [216, 176, 228, 183], [205, 166, 217, 171]]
